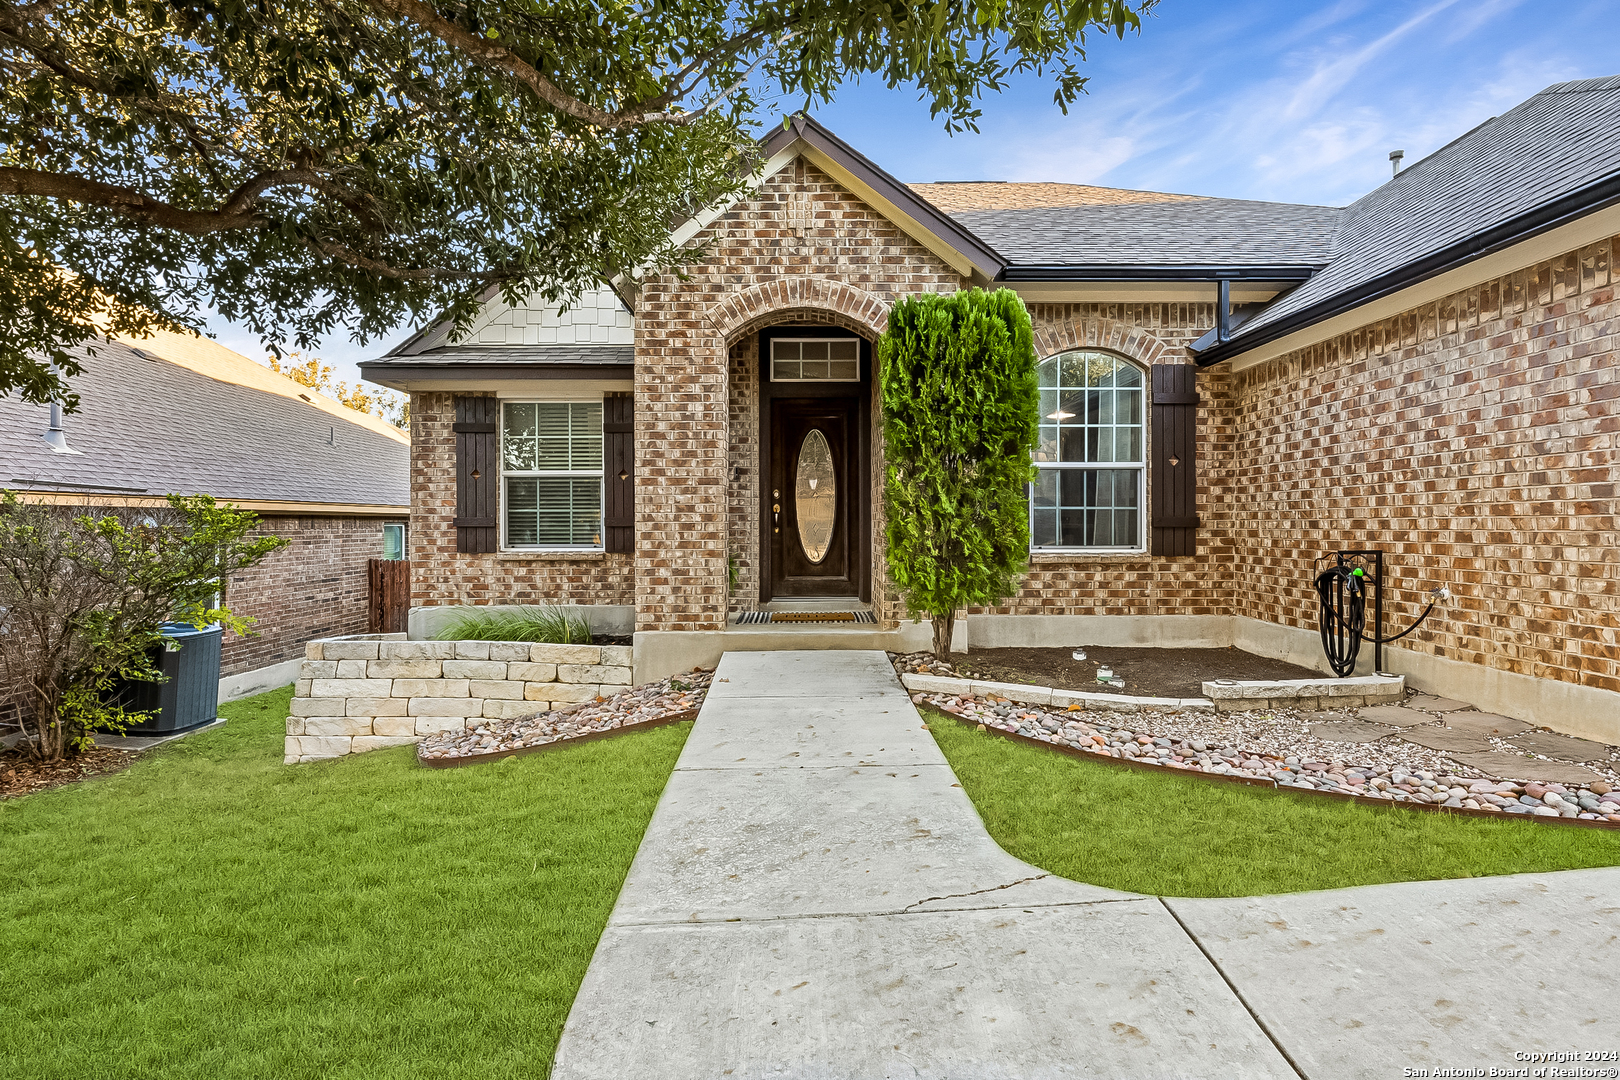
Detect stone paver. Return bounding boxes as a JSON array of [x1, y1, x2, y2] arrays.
[[1356, 704, 1436, 728], [1307, 720, 1396, 743], [1446, 751, 1606, 785], [1509, 729, 1613, 763], [1442, 711, 1532, 737], [1397, 726, 1493, 753], [1405, 695, 1470, 712]]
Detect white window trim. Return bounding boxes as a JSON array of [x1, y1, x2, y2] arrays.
[[499, 397, 606, 553], [769, 336, 862, 383], [1028, 351, 1149, 555]]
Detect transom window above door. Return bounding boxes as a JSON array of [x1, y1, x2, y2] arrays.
[[1031, 350, 1146, 551], [771, 338, 859, 382]]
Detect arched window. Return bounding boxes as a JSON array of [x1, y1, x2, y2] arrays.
[[1031, 350, 1146, 550]]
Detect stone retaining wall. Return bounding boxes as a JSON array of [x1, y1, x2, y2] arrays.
[[284, 634, 633, 763]]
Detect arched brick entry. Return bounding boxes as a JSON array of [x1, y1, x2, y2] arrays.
[[712, 281, 896, 621], [707, 278, 892, 343]]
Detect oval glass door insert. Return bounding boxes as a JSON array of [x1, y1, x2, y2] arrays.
[[795, 429, 836, 563]]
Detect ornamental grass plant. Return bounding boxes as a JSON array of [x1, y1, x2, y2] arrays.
[[436, 605, 593, 644]]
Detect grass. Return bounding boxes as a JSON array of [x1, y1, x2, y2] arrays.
[[926, 706, 1620, 898], [435, 605, 594, 643], [0, 685, 690, 1080]]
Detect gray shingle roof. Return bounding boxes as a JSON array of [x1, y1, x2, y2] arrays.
[[924, 188, 1339, 268], [366, 344, 633, 367], [1, 340, 409, 507], [1230, 74, 1620, 343]]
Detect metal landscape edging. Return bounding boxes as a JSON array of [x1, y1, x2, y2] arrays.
[[415, 710, 699, 769], [913, 705, 1620, 834]]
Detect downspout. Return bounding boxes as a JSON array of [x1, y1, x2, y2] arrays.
[[1217, 279, 1232, 344]]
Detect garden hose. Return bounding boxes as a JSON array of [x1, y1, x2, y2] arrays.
[[1315, 565, 1448, 678], [1315, 565, 1368, 678]]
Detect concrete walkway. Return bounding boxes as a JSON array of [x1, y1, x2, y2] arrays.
[[551, 651, 1620, 1079]]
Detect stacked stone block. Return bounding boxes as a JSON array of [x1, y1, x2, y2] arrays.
[[283, 635, 633, 763]]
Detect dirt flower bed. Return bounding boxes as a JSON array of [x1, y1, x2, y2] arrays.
[[0, 745, 140, 800], [897, 647, 1322, 699]]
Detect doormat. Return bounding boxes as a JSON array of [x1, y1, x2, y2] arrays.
[[735, 611, 877, 624]]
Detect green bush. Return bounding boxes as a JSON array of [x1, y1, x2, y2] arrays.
[[879, 289, 1039, 656], [435, 605, 594, 644]]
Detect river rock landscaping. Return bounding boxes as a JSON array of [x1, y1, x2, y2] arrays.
[[416, 669, 712, 763], [892, 653, 1620, 824]]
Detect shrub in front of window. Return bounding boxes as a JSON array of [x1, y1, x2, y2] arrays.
[[879, 289, 1039, 658]]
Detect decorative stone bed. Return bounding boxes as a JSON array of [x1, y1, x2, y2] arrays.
[[285, 634, 633, 762], [891, 654, 1620, 826]]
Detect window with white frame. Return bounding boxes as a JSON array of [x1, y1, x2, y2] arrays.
[[501, 401, 603, 548], [1031, 350, 1145, 550]]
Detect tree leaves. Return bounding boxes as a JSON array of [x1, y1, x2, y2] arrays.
[[0, 0, 1151, 406]]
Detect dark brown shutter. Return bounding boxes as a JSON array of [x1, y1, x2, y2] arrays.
[[453, 394, 498, 553], [603, 391, 634, 554], [1150, 365, 1199, 557]]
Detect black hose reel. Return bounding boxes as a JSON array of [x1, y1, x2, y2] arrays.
[[1313, 551, 1451, 678]]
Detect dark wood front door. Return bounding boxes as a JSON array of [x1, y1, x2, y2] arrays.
[[768, 398, 863, 598]]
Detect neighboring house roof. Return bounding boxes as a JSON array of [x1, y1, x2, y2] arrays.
[[916, 184, 1339, 271], [2, 332, 409, 512], [1197, 74, 1620, 364]]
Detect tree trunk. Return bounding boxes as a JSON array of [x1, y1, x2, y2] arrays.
[[931, 611, 955, 660]]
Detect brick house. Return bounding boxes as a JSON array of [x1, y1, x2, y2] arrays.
[[362, 75, 1620, 746], [2, 329, 409, 702]]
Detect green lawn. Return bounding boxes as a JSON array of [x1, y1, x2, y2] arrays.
[[926, 706, 1620, 898], [0, 686, 690, 1080]]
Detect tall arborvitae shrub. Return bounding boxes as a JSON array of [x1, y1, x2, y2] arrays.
[[879, 289, 1039, 658]]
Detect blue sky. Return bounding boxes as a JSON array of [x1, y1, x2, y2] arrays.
[[209, 0, 1620, 385]]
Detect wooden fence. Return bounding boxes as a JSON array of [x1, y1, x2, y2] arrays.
[[368, 559, 411, 634]]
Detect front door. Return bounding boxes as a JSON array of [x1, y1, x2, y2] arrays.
[[768, 398, 863, 598]]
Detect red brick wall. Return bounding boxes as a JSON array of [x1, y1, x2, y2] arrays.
[[407, 390, 636, 608], [637, 158, 967, 630], [973, 305, 1235, 617], [1226, 236, 1620, 694], [222, 514, 400, 676]]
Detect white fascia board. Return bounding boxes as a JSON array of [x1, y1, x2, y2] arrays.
[[1229, 201, 1620, 373], [797, 144, 981, 281]]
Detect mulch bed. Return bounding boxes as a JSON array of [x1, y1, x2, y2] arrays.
[[0, 745, 140, 800], [950, 646, 1323, 698]]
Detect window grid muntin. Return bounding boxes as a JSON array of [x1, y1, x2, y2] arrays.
[[501, 401, 604, 549], [1031, 350, 1146, 552], [770, 338, 860, 382]]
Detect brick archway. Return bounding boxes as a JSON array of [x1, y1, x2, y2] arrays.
[[1032, 316, 1175, 368], [708, 278, 892, 343]]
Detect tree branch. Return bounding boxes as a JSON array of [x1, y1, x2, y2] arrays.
[[359, 0, 722, 129], [0, 166, 264, 232], [303, 236, 503, 282]]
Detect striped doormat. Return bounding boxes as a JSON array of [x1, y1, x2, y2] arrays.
[[735, 610, 877, 625]]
